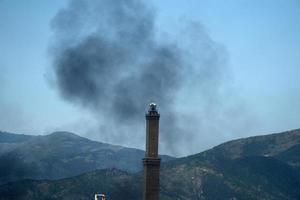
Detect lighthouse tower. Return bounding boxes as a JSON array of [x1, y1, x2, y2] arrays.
[[143, 103, 161, 200]]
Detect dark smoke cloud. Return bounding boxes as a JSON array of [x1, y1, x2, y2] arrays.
[[50, 0, 254, 156]]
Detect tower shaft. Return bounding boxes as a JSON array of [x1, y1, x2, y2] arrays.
[[143, 103, 160, 200]]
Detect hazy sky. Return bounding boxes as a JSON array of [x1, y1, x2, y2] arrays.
[[0, 0, 300, 156]]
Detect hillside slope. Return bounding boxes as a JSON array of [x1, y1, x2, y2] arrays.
[[160, 129, 300, 199], [207, 128, 300, 167], [0, 169, 141, 200]]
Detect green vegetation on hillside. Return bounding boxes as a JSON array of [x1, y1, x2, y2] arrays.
[[0, 129, 299, 199]]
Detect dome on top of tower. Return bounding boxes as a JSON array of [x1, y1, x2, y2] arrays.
[[149, 102, 157, 111]]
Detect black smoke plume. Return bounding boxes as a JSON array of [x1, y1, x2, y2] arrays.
[[50, 0, 253, 156]]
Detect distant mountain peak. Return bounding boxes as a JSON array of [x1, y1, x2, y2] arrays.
[[45, 131, 88, 140], [48, 131, 80, 137]]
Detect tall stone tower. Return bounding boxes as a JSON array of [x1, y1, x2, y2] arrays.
[[143, 103, 160, 200]]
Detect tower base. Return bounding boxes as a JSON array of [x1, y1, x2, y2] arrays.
[[143, 157, 161, 200]]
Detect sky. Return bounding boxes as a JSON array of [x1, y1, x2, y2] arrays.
[[0, 0, 300, 156]]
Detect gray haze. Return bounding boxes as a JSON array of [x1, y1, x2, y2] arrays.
[[50, 0, 255, 156]]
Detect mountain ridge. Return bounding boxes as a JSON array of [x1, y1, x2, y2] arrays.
[[0, 131, 173, 185]]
